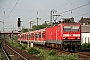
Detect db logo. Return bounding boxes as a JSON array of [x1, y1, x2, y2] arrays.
[[69, 34, 73, 36]]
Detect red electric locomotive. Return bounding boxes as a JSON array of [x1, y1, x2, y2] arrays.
[[45, 23, 81, 51], [18, 22, 81, 51]]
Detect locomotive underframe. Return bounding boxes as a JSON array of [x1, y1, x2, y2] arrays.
[[63, 40, 81, 51], [46, 40, 81, 51]]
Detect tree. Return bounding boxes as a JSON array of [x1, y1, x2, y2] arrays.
[[42, 22, 48, 28], [31, 22, 49, 31], [70, 17, 74, 22], [22, 28, 28, 32]]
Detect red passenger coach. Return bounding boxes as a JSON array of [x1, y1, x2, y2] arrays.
[[30, 31, 35, 42], [34, 29, 46, 45], [18, 34, 21, 41]]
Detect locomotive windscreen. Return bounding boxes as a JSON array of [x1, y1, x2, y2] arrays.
[[63, 26, 79, 32], [72, 26, 79, 32], [63, 26, 71, 31]]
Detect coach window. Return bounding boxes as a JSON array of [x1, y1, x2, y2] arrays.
[[35, 33, 37, 38], [20, 35, 22, 38], [31, 34, 33, 38], [39, 34, 41, 38], [25, 35, 26, 38], [42, 33, 45, 37], [29, 34, 31, 38], [23, 35, 24, 38], [37, 33, 38, 38], [30, 34, 32, 38], [21, 35, 23, 38], [21, 35, 22, 38], [27, 35, 28, 38], [29, 34, 30, 38]]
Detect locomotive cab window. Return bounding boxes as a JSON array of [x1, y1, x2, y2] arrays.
[[72, 26, 80, 32], [63, 26, 71, 31]]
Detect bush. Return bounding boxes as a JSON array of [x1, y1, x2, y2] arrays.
[[86, 42, 90, 48], [21, 44, 27, 50], [38, 51, 46, 59], [21, 46, 26, 50], [46, 55, 60, 60], [28, 47, 40, 55], [81, 43, 90, 48], [81, 43, 87, 48], [18, 44, 22, 47], [59, 54, 78, 60], [48, 50, 56, 56]]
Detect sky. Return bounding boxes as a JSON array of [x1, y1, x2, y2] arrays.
[[0, 0, 90, 32]]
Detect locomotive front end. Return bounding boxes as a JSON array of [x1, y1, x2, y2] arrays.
[[62, 23, 81, 51]]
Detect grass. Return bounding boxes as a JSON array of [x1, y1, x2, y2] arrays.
[[7, 38, 90, 60]]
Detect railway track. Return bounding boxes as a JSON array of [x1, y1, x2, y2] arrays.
[[1, 40, 27, 60], [0, 39, 10, 60], [1, 40, 42, 60]]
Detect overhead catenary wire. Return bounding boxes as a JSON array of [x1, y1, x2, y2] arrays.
[[42, 2, 90, 21], [74, 13, 90, 17], [6, 0, 12, 12], [2, 0, 90, 23], [59, 2, 90, 14], [5, 0, 19, 21]]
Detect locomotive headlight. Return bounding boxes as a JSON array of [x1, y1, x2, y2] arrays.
[[63, 34, 69, 36], [73, 34, 80, 36], [63, 37, 66, 39], [77, 37, 80, 39]]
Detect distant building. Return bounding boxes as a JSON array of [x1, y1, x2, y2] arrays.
[[81, 26, 90, 44], [79, 17, 90, 44], [79, 17, 90, 25]]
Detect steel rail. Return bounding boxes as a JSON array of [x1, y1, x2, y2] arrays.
[[1, 45, 10, 60], [6, 44, 28, 60]]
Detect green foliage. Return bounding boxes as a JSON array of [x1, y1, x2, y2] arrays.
[[46, 55, 60, 60], [21, 44, 27, 50], [81, 43, 90, 48], [7, 38, 79, 60], [31, 23, 48, 31], [86, 42, 90, 48], [48, 50, 56, 56], [19, 44, 22, 47], [70, 17, 74, 22], [38, 51, 78, 60], [42, 22, 48, 28], [13, 35, 18, 40], [32, 25, 43, 30], [81, 43, 87, 48], [20, 22, 49, 31], [38, 51, 48, 59], [61, 54, 78, 60], [22, 28, 28, 32], [28, 47, 40, 55]]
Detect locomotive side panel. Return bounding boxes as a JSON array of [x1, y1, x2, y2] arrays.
[[46, 26, 58, 43], [57, 24, 63, 44]]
